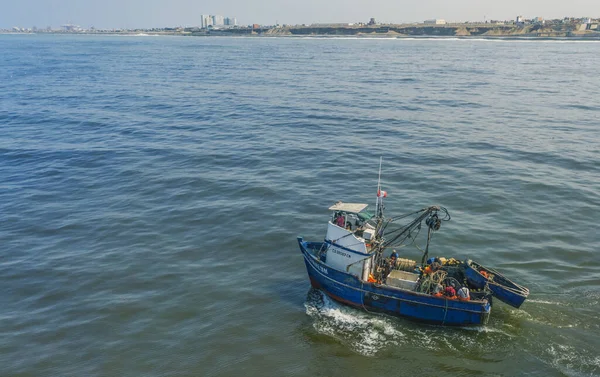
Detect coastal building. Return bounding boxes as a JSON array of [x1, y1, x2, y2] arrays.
[[61, 24, 81, 32], [212, 15, 225, 26], [201, 15, 213, 28], [202, 14, 236, 28], [424, 19, 446, 25]]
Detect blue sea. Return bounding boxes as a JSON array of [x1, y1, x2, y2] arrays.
[[1, 34, 599, 376]]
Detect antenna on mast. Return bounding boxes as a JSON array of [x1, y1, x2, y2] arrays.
[[377, 156, 382, 192]]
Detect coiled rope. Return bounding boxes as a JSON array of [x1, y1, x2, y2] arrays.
[[417, 270, 447, 294]]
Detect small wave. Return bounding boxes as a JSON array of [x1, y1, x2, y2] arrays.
[[396, 37, 462, 41], [459, 325, 514, 337], [478, 38, 600, 43], [304, 290, 403, 356], [393, 37, 600, 43], [527, 299, 563, 305], [294, 36, 397, 40], [545, 344, 600, 376]]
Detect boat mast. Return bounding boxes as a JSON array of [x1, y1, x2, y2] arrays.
[[375, 156, 383, 219], [373, 157, 386, 260], [371, 157, 385, 279]]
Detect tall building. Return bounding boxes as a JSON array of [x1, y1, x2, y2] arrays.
[[224, 17, 237, 26], [212, 15, 225, 26], [201, 14, 235, 28], [201, 15, 213, 28]]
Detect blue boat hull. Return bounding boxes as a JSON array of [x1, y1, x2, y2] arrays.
[[464, 261, 529, 309], [298, 238, 491, 326]]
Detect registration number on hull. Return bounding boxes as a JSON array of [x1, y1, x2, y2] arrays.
[[309, 258, 329, 275]]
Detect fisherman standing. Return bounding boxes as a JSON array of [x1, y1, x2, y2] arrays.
[[382, 251, 399, 282]]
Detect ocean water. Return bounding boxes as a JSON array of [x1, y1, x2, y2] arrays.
[[1, 34, 599, 376]]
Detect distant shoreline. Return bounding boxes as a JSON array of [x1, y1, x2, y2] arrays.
[[2, 22, 600, 40], [2, 32, 599, 41]]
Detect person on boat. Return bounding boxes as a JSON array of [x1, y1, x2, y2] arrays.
[[433, 283, 444, 297], [389, 252, 398, 270], [457, 287, 470, 301], [381, 253, 397, 282], [335, 213, 345, 227], [444, 286, 457, 299], [390, 251, 398, 268]]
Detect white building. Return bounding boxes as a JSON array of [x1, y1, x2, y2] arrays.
[[61, 24, 82, 32], [201, 14, 235, 28], [224, 17, 237, 26], [424, 19, 446, 25], [201, 15, 213, 28], [212, 15, 225, 26]]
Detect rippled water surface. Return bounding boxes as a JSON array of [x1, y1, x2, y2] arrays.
[[1, 35, 599, 376]]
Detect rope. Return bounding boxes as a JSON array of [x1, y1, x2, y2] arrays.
[[416, 270, 447, 294], [317, 243, 329, 259], [360, 281, 373, 314], [394, 258, 417, 272], [381, 206, 451, 250]]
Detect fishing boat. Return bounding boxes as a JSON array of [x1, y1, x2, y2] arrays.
[[297, 162, 529, 326]]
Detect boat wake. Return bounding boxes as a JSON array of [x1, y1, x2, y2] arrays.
[[304, 289, 403, 356], [304, 289, 514, 356], [545, 344, 600, 377], [527, 299, 563, 305]]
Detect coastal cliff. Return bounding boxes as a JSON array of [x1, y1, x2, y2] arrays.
[[197, 23, 600, 38]]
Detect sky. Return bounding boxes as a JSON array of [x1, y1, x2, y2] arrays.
[[1, 0, 598, 29]]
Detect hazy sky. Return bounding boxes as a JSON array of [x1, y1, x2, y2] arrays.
[[2, 0, 598, 29]]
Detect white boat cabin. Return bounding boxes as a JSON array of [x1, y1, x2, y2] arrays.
[[325, 202, 377, 280]]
